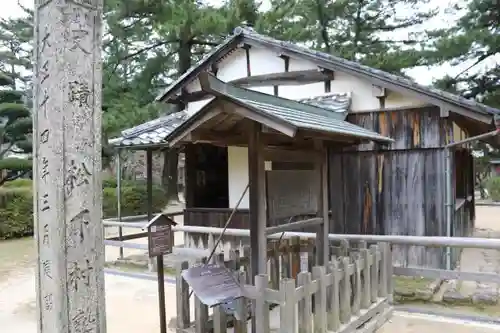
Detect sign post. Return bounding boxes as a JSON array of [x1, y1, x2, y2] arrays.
[[144, 214, 176, 333], [33, 0, 105, 332]]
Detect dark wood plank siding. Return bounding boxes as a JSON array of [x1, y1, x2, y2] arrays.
[[330, 107, 449, 268], [346, 106, 449, 151], [329, 149, 446, 268]]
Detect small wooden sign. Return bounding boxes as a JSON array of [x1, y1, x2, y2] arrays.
[[181, 263, 243, 307], [145, 214, 176, 258]]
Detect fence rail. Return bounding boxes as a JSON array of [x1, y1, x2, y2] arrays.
[[175, 241, 392, 333], [103, 220, 500, 285]]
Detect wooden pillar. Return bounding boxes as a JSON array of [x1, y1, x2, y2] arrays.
[[248, 121, 267, 279], [316, 142, 329, 267], [33, 0, 105, 332], [184, 144, 196, 208]]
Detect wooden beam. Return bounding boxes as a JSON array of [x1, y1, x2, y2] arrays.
[[230, 69, 335, 87], [315, 141, 329, 267], [372, 85, 387, 98], [169, 109, 221, 147], [263, 147, 319, 162], [248, 121, 267, 280]]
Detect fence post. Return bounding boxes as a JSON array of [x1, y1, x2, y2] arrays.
[[213, 253, 228, 333], [386, 243, 394, 303], [312, 266, 327, 333], [339, 257, 351, 324], [255, 274, 270, 333], [176, 261, 190, 330], [234, 271, 248, 333], [327, 258, 340, 331], [339, 239, 349, 256], [369, 245, 379, 303], [270, 241, 280, 289], [360, 248, 371, 309], [352, 256, 361, 316], [378, 243, 388, 298], [195, 258, 209, 333], [280, 278, 297, 333], [297, 272, 312, 333], [291, 236, 301, 279], [282, 239, 291, 279]]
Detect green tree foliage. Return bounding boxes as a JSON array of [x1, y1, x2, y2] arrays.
[[0, 74, 32, 185], [260, 0, 438, 73], [424, 0, 500, 196]]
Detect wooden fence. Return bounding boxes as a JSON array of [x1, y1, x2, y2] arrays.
[[176, 240, 393, 333]]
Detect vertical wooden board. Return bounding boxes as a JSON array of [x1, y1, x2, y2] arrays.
[[343, 154, 362, 234], [376, 153, 386, 235], [423, 108, 442, 148], [358, 153, 377, 235], [328, 151, 344, 234], [406, 152, 426, 267], [423, 150, 437, 268], [390, 152, 407, 266]]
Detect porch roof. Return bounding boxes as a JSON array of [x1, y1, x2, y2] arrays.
[[109, 91, 354, 149], [165, 72, 393, 147]]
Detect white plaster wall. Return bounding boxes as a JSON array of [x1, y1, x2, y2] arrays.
[[227, 146, 250, 209], [183, 45, 429, 116], [227, 146, 271, 209]]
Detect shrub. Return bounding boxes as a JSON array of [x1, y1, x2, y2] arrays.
[[487, 176, 500, 201], [102, 182, 167, 218], [0, 179, 168, 239], [0, 187, 34, 239], [3, 178, 33, 188]]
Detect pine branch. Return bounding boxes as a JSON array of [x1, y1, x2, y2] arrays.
[[453, 51, 496, 80]]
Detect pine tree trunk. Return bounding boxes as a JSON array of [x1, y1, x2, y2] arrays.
[[161, 21, 192, 204]]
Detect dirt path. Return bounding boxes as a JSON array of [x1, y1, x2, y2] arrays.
[[2, 206, 500, 332]]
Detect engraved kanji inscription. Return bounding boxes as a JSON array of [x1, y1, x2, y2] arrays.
[[66, 209, 90, 247], [41, 157, 49, 180], [43, 293, 54, 311], [68, 29, 90, 54], [42, 259, 53, 279], [68, 259, 93, 292], [71, 308, 97, 333], [40, 129, 49, 143], [69, 80, 91, 107], [42, 224, 49, 245], [39, 90, 49, 109], [65, 160, 92, 198], [41, 193, 50, 212], [40, 29, 51, 53], [40, 60, 49, 85]]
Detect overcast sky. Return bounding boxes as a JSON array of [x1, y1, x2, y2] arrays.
[[3, 0, 498, 87]]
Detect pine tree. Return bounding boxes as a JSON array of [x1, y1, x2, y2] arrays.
[[0, 73, 32, 184], [261, 0, 438, 74], [424, 0, 499, 197]]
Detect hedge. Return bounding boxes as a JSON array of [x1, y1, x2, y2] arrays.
[[487, 176, 500, 202], [0, 179, 168, 239]]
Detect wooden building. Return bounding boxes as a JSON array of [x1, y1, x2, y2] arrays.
[[110, 27, 500, 268]]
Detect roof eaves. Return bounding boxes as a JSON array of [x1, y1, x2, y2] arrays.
[[236, 27, 500, 118], [154, 33, 243, 103]]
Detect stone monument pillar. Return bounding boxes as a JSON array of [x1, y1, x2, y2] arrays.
[[33, 0, 105, 332]]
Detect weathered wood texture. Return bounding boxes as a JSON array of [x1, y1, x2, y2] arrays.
[[34, 0, 105, 332], [345, 106, 450, 151], [176, 241, 393, 333], [329, 149, 446, 268], [331, 108, 450, 269]]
